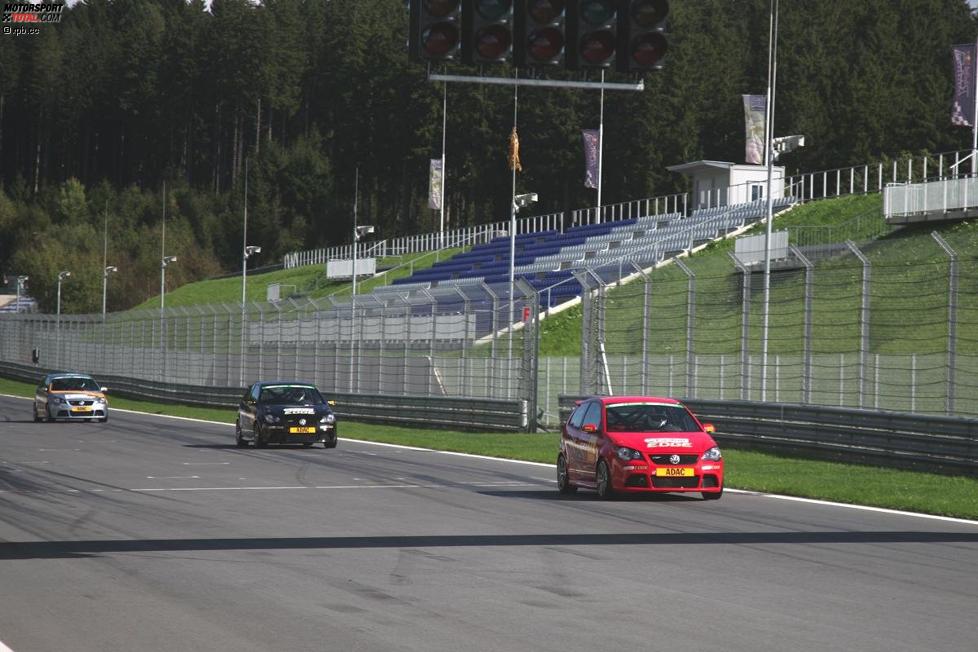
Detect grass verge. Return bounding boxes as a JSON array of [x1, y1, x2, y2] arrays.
[[1, 376, 975, 521]]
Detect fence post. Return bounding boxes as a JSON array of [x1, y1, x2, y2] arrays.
[[790, 246, 814, 403], [515, 278, 539, 432], [932, 232, 958, 415], [729, 253, 751, 401], [674, 258, 695, 399], [846, 241, 870, 409]]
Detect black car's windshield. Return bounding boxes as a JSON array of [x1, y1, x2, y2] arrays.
[[259, 385, 324, 405], [605, 403, 700, 433], [50, 377, 100, 392]]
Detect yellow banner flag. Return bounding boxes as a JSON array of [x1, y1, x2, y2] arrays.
[[508, 127, 523, 173]]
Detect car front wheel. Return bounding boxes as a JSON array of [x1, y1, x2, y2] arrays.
[[254, 423, 268, 448], [235, 421, 248, 448], [702, 487, 723, 501], [557, 454, 576, 494], [596, 460, 614, 500]]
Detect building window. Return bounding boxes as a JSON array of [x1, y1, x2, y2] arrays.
[[751, 184, 765, 201]]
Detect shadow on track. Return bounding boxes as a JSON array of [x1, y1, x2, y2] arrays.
[[3, 530, 976, 560]]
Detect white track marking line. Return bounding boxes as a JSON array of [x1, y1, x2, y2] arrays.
[[0, 636, 15, 651], [2, 392, 976, 525]]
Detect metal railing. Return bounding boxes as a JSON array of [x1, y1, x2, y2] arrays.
[[884, 175, 978, 220], [0, 361, 527, 432], [557, 395, 978, 475]]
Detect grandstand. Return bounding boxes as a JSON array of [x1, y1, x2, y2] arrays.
[[381, 196, 796, 316]]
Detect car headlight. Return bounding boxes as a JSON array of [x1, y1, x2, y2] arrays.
[[263, 414, 280, 424], [320, 414, 336, 425], [52, 397, 68, 405], [701, 447, 722, 461], [615, 446, 644, 462]]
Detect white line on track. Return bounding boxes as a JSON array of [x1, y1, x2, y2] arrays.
[[2, 391, 976, 525]]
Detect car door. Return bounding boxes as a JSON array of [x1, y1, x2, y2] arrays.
[[562, 402, 588, 476], [238, 384, 259, 435], [578, 402, 603, 481], [34, 379, 48, 417]]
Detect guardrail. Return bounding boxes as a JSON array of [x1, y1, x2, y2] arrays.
[[0, 362, 528, 432], [558, 395, 978, 475]]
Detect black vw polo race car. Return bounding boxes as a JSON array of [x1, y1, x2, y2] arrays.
[[236, 381, 338, 449]]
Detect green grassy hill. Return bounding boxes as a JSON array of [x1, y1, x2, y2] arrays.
[[539, 194, 978, 358], [131, 249, 463, 311]]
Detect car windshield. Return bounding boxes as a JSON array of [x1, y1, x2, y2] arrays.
[[258, 385, 323, 405], [605, 403, 700, 433], [50, 377, 100, 392]]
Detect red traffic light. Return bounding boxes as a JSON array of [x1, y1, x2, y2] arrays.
[[580, 29, 615, 65], [423, 22, 461, 58], [528, 26, 564, 61], [476, 23, 513, 59], [630, 31, 667, 68]]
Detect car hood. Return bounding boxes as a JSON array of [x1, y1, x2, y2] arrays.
[[262, 405, 332, 418], [607, 430, 717, 453], [49, 390, 105, 401]]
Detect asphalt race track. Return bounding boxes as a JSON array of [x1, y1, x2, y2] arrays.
[[0, 394, 976, 652]]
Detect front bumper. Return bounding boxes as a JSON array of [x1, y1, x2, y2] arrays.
[[48, 403, 107, 420], [261, 423, 337, 444], [612, 458, 723, 494]]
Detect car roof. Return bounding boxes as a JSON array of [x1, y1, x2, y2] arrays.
[[255, 381, 317, 387], [45, 372, 95, 380], [600, 396, 682, 406]]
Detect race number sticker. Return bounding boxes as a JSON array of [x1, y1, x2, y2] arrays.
[[283, 407, 315, 415], [644, 438, 692, 448]]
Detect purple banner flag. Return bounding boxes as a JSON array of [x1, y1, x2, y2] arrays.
[[428, 159, 443, 210], [582, 129, 600, 189], [743, 94, 767, 164], [952, 43, 976, 127]]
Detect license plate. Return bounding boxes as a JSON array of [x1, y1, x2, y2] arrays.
[[654, 467, 694, 477], [289, 426, 317, 434], [71, 407, 92, 413]]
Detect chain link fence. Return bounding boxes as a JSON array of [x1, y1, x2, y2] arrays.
[[0, 283, 538, 408], [4, 230, 978, 431], [570, 234, 978, 424]]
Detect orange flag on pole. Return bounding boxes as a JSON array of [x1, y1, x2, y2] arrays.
[[508, 127, 523, 173]]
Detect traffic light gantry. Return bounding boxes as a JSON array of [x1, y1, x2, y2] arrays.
[[409, 0, 669, 74]]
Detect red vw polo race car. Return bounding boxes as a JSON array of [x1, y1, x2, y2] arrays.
[[557, 396, 724, 500]]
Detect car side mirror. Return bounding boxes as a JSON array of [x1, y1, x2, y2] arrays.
[[328, 400, 336, 406], [703, 423, 716, 434], [101, 387, 108, 393], [582, 423, 598, 433]]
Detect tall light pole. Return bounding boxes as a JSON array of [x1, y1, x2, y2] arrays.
[[15, 275, 28, 312], [101, 266, 117, 322], [351, 168, 373, 299], [56, 270, 70, 367], [760, 0, 779, 402], [507, 192, 538, 381], [239, 245, 260, 386]]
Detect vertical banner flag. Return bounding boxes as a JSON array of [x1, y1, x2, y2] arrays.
[[428, 159, 443, 210], [508, 127, 523, 172], [582, 129, 600, 189], [743, 94, 767, 164], [952, 43, 976, 127]]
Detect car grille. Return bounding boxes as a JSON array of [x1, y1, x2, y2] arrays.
[[650, 454, 698, 465], [651, 476, 700, 489], [69, 400, 94, 407]]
